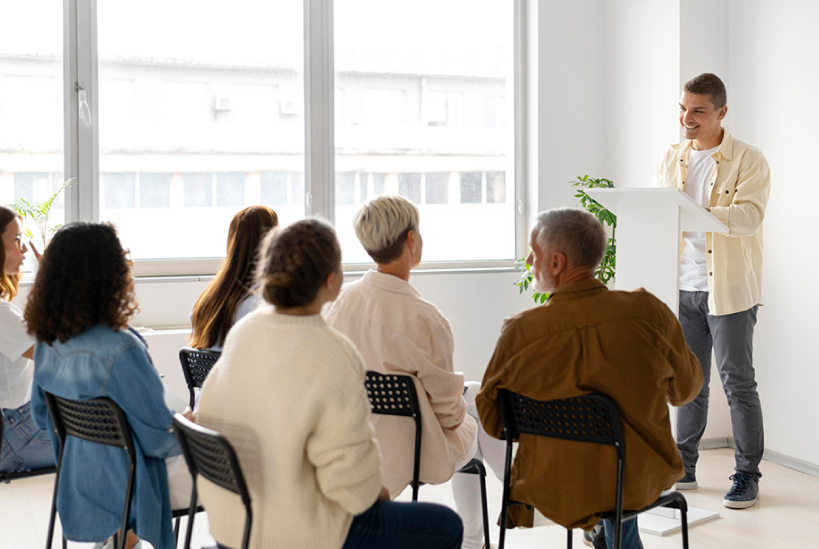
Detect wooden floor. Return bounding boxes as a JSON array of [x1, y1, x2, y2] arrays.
[[2, 448, 815, 548]]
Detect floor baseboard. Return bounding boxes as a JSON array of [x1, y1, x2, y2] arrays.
[[763, 448, 819, 478]]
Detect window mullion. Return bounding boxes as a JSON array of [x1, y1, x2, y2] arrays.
[[304, 0, 335, 222], [514, 0, 527, 259], [69, 0, 98, 222]]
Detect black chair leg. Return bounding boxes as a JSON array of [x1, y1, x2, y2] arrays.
[[566, 527, 572, 548], [475, 462, 490, 549]]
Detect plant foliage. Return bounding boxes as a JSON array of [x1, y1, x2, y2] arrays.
[[514, 175, 617, 302], [9, 178, 77, 250]]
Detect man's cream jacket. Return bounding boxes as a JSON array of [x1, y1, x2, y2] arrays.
[[654, 129, 770, 315]]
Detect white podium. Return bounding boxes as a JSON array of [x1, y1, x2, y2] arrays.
[[584, 187, 725, 534], [585, 187, 727, 314]]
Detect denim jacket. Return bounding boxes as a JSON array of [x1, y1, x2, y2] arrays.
[[31, 325, 178, 549]]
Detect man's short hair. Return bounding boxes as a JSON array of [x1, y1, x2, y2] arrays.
[[353, 195, 419, 264], [684, 73, 727, 109], [533, 208, 606, 269]]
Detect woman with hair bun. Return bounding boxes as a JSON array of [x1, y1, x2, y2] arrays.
[[191, 205, 278, 350], [27, 221, 185, 549], [0, 205, 54, 474], [197, 218, 463, 549]]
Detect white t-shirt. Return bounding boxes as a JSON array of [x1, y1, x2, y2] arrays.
[[0, 300, 36, 409], [680, 145, 719, 292]]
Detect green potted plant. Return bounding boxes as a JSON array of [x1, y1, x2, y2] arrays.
[[514, 175, 617, 302], [8, 178, 77, 251]]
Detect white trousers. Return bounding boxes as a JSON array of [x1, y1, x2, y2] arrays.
[[453, 381, 506, 549]]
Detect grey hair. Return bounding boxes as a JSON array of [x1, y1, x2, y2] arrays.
[[353, 195, 419, 264], [532, 208, 606, 269]]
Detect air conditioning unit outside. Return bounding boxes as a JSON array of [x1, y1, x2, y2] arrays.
[[214, 95, 231, 112]]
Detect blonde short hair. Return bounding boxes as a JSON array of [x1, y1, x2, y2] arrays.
[[353, 195, 419, 264]]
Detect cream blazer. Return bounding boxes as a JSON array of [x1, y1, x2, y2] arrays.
[[653, 129, 771, 315], [325, 270, 477, 497]]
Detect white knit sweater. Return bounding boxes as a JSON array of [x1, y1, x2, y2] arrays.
[[197, 306, 383, 549]]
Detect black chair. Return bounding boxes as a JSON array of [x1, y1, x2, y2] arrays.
[[179, 347, 221, 408], [496, 390, 689, 549], [364, 371, 491, 548], [0, 412, 57, 484], [173, 413, 253, 549], [44, 394, 134, 549]]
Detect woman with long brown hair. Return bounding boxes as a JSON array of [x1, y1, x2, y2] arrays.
[[190, 205, 278, 349], [0, 205, 54, 473]]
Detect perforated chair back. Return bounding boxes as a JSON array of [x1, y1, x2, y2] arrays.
[[44, 394, 135, 549], [179, 347, 221, 408], [364, 371, 422, 499], [499, 390, 624, 456], [173, 413, 252, 549], [496, 390, 688, 549]]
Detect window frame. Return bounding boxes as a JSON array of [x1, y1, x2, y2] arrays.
[[59, 0, 527, 277]]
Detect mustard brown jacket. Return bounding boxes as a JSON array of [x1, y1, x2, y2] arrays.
[[477, 279, 702, 530]]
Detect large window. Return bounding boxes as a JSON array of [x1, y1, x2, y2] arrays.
[[96, 0, 305, 260], [334, 0, 516, 263], [2, 1, 520, 273], [0, 2, 64, 255]]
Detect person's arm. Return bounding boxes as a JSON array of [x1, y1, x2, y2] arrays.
[[475, 323, 513, 440], [307, 346, 383, 515], [709, 153, 770, 237], [409, 315, 468, 430], [654, 301, 704, 406], [108, 342, 178, 459]]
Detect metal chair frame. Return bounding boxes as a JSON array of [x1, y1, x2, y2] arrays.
[[44, 394, 135, 549], [364, 371, 491, 548], [173, 413, 253, 549], [179, 347, 221, 408], [496, 390, 689, 549], [0, 411, 57, 483]]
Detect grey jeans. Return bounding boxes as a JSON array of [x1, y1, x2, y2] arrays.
[[676, 291, 764, 479]]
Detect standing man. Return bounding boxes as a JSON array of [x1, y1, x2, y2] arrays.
[[653, 73, 770, 509]]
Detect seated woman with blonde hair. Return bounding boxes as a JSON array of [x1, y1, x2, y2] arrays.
[[325, 195, 506, 549], [190, 205, 278, 350], [197, 218, 463, 549]]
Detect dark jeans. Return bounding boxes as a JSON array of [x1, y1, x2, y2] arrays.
[[0, 402, 55, 473], [603, 517, 643, 549], [218, 500, 462, 549], [676, 291, 764, 478]]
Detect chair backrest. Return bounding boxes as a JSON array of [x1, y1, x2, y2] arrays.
[[496, 390, 626, 549], [173, 413, 252, 549], [45, 394, 135, 457], [363, 371, 422, 499], [44, 393, 135, 549], [179, 347, 221, 408], [497, 390, 624, 460]]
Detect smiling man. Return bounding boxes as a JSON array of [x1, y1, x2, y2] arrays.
[[653, 73, 771, 509]]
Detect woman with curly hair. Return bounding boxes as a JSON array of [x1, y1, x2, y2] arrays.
[[0, 205, 54, 473], [197, 219, 463, 549], [190, 205, 278, 350], [26, 222, 183, 549]]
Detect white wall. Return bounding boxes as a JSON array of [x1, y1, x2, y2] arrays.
[[527, 0, 607, 214], [727, 0, 819, 469], [604, 0, 681, 189]]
